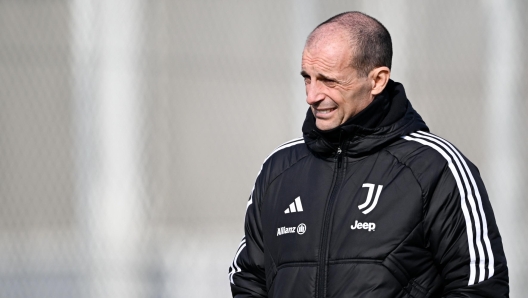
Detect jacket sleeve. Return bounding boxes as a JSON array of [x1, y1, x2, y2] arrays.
[[423, 156, 508, 297], [228, 173, 268, 297]]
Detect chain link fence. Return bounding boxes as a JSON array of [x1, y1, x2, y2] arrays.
[[1, 0, 526, 297]]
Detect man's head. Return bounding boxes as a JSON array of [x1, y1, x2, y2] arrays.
[[301, 12, 392, 130]]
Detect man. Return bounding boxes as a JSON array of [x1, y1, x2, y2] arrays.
[[229, 11, 508, 297]]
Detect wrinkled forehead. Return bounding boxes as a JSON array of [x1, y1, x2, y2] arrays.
[[302, 32, 353, 72], [303, 25, 352, 61]]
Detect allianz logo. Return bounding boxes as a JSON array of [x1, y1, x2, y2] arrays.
[[277, 223, 306, 236], [350, 220, 376, 232]]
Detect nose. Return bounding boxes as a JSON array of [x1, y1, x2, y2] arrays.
[[306, 80, 324, 105]]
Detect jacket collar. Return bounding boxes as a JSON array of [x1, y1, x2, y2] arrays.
[[302, 80, 428, 158]]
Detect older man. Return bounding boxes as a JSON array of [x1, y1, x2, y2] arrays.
[[229, 11, 508, 297]]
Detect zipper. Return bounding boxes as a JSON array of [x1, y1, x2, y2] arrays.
[[316, 145, 345, 298], [336, 147, 343, 168]]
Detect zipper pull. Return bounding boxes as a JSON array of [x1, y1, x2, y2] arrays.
[[336, 147, 343, 168]]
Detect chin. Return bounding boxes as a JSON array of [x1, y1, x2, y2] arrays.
[[316, 120, 339, 131]]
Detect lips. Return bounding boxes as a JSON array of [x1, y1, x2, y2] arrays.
[[313, 107, 337, 118], [315, 108, 336, 114]]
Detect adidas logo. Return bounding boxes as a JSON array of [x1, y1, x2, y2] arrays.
[[284, 196, 303, 214]]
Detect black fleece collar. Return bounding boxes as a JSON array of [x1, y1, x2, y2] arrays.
[[303, 80, 393, 148], [302, 80, 428, 158]]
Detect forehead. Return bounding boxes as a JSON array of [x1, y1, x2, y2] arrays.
[[302, 34, 352, 74]]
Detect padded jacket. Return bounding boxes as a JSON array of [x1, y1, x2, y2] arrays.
[[228, 80, 508, 297]]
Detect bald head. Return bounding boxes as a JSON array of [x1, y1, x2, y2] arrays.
[[306, 12, 392, 77]]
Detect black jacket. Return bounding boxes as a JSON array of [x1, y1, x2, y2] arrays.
[[229, 80, 508, 297]]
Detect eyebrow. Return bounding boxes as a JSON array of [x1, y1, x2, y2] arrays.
[[300, 70, 338, 82]]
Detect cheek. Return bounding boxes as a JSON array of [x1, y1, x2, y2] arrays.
[[335, 90, 354, 106], [338, 90, 361, 114]]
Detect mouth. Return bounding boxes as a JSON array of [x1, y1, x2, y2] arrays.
[[313, 107, 337, 118]]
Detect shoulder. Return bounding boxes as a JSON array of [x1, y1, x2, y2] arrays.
[[250, 138, 308, 203], [260, 137, 309, 176], [385, 130, 476, 189], [400, 130, 473, 167]]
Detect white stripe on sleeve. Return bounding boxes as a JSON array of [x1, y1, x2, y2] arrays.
[[403, 135, 478, 285], [417, 131, 494, 279], [232, 138, 305, 286], [229, 237, 246, 284]]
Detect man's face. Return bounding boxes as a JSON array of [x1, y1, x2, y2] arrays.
[[301, 35, 372, 131]]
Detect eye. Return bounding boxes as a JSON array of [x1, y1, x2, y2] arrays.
[[323, 79, 337, 88], [303, 77, 311, 85]]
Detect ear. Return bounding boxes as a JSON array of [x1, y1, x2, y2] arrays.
[[369, 66, 391, 96]]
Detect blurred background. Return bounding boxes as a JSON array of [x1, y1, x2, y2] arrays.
[[0, 0, 526, 297]]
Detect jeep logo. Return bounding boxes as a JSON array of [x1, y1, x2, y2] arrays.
[[350, 220, 376, 232]]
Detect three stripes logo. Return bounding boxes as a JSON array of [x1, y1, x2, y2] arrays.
[[284, 196, 303, 214], [358, 183, 383, 214]]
